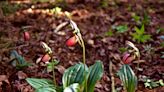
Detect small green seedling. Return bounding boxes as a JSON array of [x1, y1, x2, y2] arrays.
[[119, 47, 128, 53], [132, 13, 150, 25], [131, 25, 151, 43], [144, 79, 164, 89], [50, 7, 62, 15], [113, 25, 128, 33], [132, 14, 141, 24], [105, 30, 113, 36], [143, 44, 154, 54]]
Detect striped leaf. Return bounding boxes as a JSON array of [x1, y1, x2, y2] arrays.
[[64, 83, 80, 92], [26, 78, 56, 92], [85, 60, 103, 92], [62, 63, 88, 88], [117, 64, 137, 92]]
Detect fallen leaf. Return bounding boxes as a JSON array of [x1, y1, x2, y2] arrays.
[[17, 71, 27, 80], [55, 65, 66, 74], [0, 75, 9, 86]]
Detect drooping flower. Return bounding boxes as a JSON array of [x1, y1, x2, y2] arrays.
[[66, 36, 77, 46], [122, 53, 135, 64], [41, 54, 51, 62], [24, 31, 30, 41]]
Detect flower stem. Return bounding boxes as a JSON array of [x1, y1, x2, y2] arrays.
[[136, 56, 140, 75], [52, 64, 57, 86], [81, 39, 86, 65], [78, 35, 87, 92], [109, 61, 116, 92]]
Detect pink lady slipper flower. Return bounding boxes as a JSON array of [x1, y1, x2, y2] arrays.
[[122, 53, 135, 64], [41, 54, 51, 62], [24, 31, 30, 41], [66, 36, 77, 46]]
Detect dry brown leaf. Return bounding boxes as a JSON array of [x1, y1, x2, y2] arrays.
[[0, 75, 9, 86], [17, 71, 27, 80]]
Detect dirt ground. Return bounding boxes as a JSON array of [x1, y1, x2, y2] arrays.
[[0, 0, 164, 92]]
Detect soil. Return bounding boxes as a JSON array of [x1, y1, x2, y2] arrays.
[[0, 0, 164, 92]]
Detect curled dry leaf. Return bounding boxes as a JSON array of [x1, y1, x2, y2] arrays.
[[0, 75, 9, 86], [54, 21, 69, 33], [41, 42, 52, 54], [17, 71, 27, 80], [55, 65, 66, 74], [133, 60, 146, 64], [126, 41, 139, 52], [126, 41, 140, 58], [36, 56, 42, 64]]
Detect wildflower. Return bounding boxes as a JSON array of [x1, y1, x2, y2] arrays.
[[122, 53, 135, 64], [24, 31, 30, 41], [41, 54, 51, 62], [66, 36, 77, 46]]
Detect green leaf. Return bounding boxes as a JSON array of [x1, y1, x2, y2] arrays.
[[142, 13, 150, 25], [36, 87, 56, 92], [141, 35, 151, 43], [119, 47, 128, 53], [132, 25, 151, 43], [134, 26, 143, 35], [47, 59, 59, 72], [141, 25, 145, 34], [117, 65, 137, 92], [132, 15, 140, 23], [85, 60, 103, 92], [151, 82, 159, 88], [64, 83, 80, 92], [115, 25, 128, 33], [105, 30, 113, 36], [26, 78, 56, 90], [10, 50, 31, 69], [62, 63, 88, 88]]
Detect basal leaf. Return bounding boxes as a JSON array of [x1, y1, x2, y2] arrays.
[[62, 63, 88, 88], [36, 87, 56, 92], [64, 83, 80, 92], [85, 60, 103, 92], [117, 65, 137, 92], [26, 78, 55, 89]]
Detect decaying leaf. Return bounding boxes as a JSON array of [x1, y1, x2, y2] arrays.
[[0, 75, 9, 86]]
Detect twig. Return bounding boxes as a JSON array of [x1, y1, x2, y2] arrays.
[[109, 61, 116, 92]]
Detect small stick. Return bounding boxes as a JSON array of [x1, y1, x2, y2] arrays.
[[109, 61, 116, 92]]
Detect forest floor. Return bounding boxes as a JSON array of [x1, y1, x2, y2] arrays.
[[0, 0, 164, 92]]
